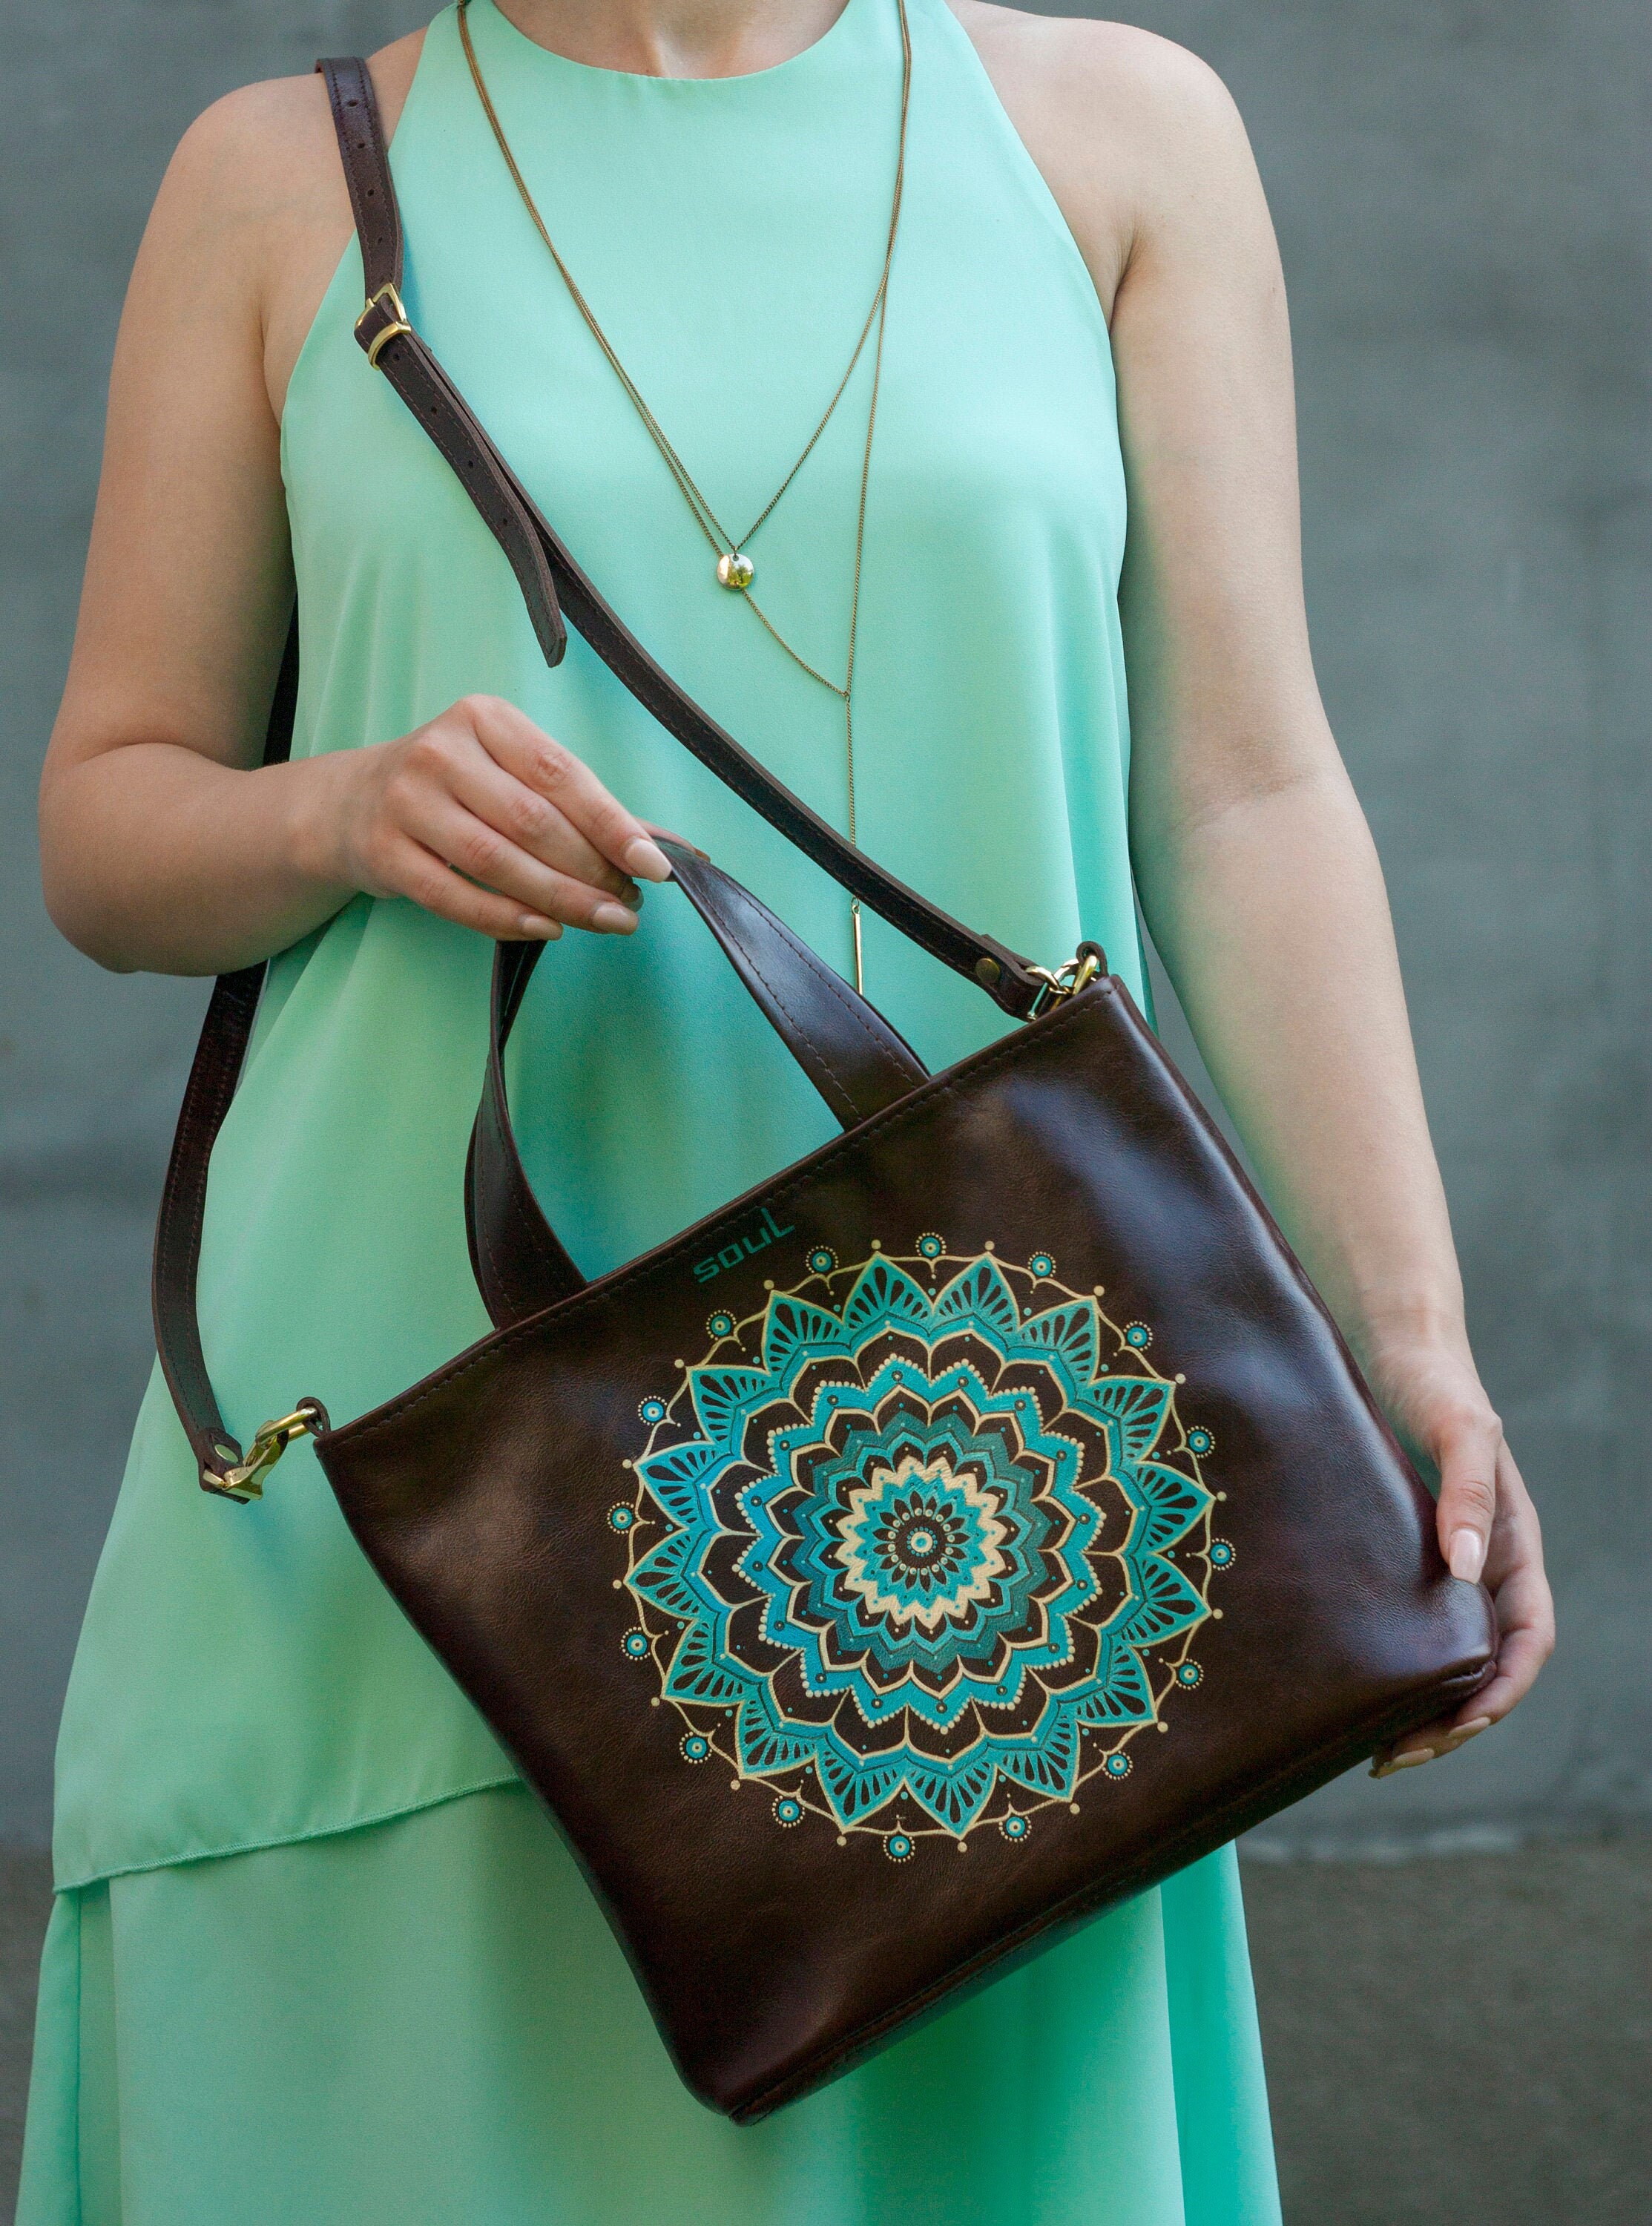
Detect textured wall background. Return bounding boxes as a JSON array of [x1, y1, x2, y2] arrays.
[[1, 0, 1647, 1854]]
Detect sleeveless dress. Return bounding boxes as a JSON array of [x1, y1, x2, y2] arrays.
[[19, 3, 1282, 2218]]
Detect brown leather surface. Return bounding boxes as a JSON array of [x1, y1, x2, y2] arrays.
[[317, 974, 1496, 2118], [147, 54, 1499, 2122]]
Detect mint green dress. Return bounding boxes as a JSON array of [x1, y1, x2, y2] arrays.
[[19, 3, 1281, 2217]]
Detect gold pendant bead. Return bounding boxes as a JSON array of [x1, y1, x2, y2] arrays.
[[717, 551, 755, 591]]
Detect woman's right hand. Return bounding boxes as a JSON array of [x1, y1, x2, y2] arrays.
[[312, 694, 676, 942], [42, 78, 685, 980]]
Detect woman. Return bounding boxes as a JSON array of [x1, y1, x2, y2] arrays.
[[26, 0, 1552, 2217]]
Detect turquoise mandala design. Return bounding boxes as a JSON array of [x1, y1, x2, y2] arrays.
[[621, 1246, 1221, 1845]]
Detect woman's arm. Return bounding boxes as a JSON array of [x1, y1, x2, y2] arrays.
[[39, 50, 669, 979], [964, 8, 1553, 1764]]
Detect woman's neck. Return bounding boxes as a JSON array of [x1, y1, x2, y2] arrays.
[[492, 0, 853, 77]]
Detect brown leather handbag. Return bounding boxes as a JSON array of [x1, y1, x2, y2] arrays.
[[151, 57, 1495, 2121]]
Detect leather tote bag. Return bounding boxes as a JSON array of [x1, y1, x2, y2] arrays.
[[148, 57, 1496, 2122]]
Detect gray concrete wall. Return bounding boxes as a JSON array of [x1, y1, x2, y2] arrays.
[[1113, 0, 1652, 1856], [1, 0, 1648, 1852]]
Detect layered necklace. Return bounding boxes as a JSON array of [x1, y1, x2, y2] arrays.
[[457, 0, 912, 990]]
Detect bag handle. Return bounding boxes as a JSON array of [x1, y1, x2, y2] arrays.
[[465, 841, 935, 1327]]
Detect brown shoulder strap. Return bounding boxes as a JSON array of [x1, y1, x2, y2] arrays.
[[317, 53, 1044, 1017], [319, 55, 567, 667], [316, 55, 401, 298], [150, 613, 333, 1496]]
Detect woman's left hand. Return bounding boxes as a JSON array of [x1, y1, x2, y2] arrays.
[[1363, 1342, 1555, 1776]]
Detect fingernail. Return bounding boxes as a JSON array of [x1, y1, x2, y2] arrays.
[[1449, 1529, 1487, 1584], [518, 914, 557, 939], [1443, 1716, 1493, 1748], [1378, 1747, 1437, 1777], [593, 902, 639, 933], [624, 837, 672, 882]]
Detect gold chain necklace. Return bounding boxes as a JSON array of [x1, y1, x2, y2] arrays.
[[456, 0, 912, 990]]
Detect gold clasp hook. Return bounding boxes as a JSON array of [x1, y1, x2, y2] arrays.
[[202, 1401, 328, 1503], [355, 282, 412, 369], [1024, 944, 1105, 1020]]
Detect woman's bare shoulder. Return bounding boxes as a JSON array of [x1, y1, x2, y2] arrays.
[[944, 3, 1256, 317], [136, 31, 426, 413], [947, 3, 1240, 145], [156, 32, 424, 239]]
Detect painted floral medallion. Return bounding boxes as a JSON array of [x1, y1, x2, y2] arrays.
[[615, 1241, 1231, 1857]]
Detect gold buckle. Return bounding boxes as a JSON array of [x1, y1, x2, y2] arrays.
[[1025, 946, 1105, 1020], [202, 1402, 326, 1503], [355, 282, 412, 368]]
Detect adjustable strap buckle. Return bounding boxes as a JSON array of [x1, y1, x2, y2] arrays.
[[354, 281, 412, 369], [201, 1399, 329, 1503], [1024, 942, 1106, 1021]]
